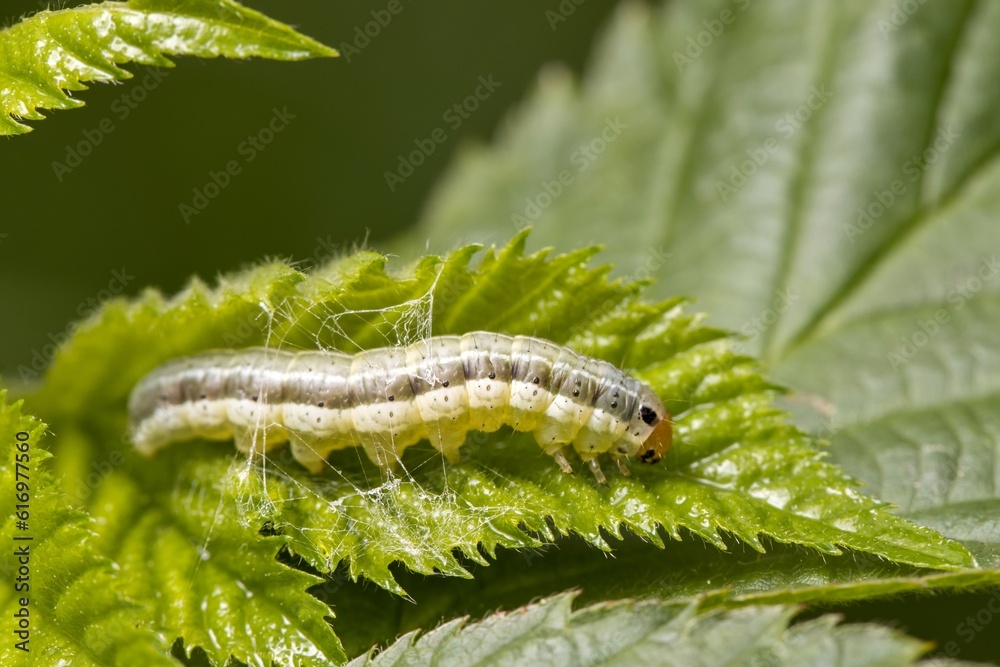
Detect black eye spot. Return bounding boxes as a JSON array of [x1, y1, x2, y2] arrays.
[[610, 401, 618, 409], [533, 376, 540, 384], [640, 406, 657, 425], [488, 372, 496, 380], [317, 401, 324, 408], [388, 395, 395, 401]]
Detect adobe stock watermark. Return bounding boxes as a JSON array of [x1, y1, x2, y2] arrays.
[[69, 443, 126, 506], [929, 589, 1000, 660], [298, 235, 343, 272], [545, 0, 586, 31], [562, 244, 671, 343], [734, 288, 798, 350], [672, 0, 752, 71], [178, 107, 295, 224], [843, 125, 961, 243], [383, 75, 502, 192], [716, 85, 833, 202], [511, 116, 627, 229], [683, 287, 800, 414], [877, 0, 927, 39], [887, 254, 999, 372], [337, 0, 412, 63], [17, 268, 136, 382], [51, 66, 170, 182]]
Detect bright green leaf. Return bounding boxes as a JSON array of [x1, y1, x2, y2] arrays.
[[0, 393, 178, 667], [24, 236, 971, 634], [0, 394, 346, 666], [82, 444, 348, 667], [346, 590, 961, 667], [0, 0, 336, 135], [318, 534, 1000, 658]]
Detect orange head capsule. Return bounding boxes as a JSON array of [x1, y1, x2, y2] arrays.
[[638, 411, 672, 464], [631, 386, 671, 465]]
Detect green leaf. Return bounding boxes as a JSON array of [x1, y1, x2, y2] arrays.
[[297, 525, 1000, 661], [83, 444, 348, 667], [0, 0, 336, 135], [406, 0, 1000, 601], [0, 393, 178, 667], [24, 235, 970, 649], [315, 533, 1000, 658], [346, 590, 955, 667], [0, 393, 346, 666]]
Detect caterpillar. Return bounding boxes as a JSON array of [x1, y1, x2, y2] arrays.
[[127, 332, 672, 483]]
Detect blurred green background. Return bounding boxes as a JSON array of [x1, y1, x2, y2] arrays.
[[5, 3, 1000, 662], [0, 0, 619, 377]]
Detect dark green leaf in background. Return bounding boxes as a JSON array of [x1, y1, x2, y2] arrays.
[[5, 0, 1000, 663], [409, 0, 1000, 624], [346, 592, 938, 667]]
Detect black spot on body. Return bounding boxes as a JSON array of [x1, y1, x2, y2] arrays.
[[639, 406, 657, 425]]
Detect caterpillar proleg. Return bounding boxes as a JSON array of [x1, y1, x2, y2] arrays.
[[127, 332, 672, 482]]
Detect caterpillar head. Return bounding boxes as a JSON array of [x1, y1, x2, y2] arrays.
[[635, 391, 671, 464]]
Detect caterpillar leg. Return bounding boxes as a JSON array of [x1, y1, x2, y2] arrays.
[[552, 449, 574, 475], [616, 457, 632, 477], [362, 441, 400, 472], [288, 433, 327, 474], [425, 423, 465, 464], [586, 458, 608, 485]]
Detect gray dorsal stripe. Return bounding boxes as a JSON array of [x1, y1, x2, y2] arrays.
[[127, 332, 665, 477]]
